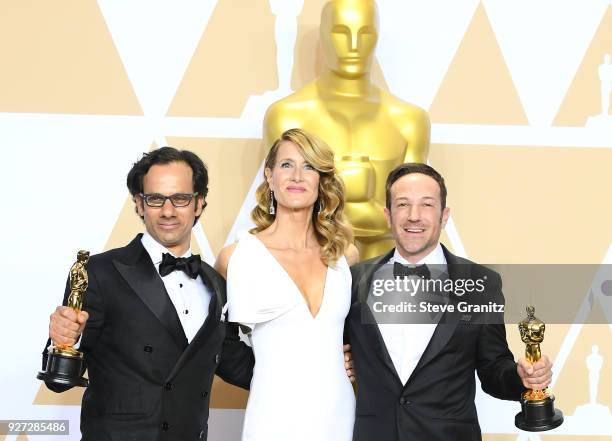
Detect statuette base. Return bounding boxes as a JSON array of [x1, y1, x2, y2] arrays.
[[37, 350, 88, 387], [515, 394, 563, 432]]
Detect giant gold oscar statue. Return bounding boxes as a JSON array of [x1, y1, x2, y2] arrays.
[[264, 0, 430, 259]]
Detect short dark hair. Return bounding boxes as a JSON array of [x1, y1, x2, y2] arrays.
[[385, 163, 447, 210], [127, 147, 208, 222]]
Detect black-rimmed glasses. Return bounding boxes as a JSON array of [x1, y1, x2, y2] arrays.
[[139, 192, 199, 208]]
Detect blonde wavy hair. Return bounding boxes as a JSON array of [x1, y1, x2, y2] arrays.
[[251, 128, 353, 266]]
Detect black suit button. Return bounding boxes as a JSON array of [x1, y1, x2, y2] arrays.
[[399, 397, 411, 405], [201, 390, 209, 398], [144, 345, 153, 353], [164, 382, 173, 391], [199, 430, 206, 440], [215, 354, 221, 364], [161, 422, 170, 431]]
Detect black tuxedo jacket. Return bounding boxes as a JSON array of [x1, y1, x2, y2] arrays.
[[41, 235, 254, 441], [346, 245, 525, 441]]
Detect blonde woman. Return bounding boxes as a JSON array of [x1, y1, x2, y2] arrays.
[[216, 128, 359, 441]]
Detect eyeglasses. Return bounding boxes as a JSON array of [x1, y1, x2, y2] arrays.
[[139, 192, 199, 208]]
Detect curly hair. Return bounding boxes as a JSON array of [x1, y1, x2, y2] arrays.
[[126, 146, 208, 224], [251, 128, 353, 266]]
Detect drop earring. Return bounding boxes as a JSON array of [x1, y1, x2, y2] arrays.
[[269, 190, 275, 215]]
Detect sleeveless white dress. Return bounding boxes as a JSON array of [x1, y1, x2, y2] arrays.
[[227, 232, 355, 441]]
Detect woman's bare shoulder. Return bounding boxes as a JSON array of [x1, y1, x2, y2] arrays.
[[345, 243, 360, 266], [214, 242, 238, 279]]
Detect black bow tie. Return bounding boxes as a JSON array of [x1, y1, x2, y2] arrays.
[[159, 253, 201, 279], [393, 262, 431, 280]]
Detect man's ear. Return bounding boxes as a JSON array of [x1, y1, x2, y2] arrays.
[[441, 206, 450, 228], [195, 194, 205, 216], [383, 206, 392, 229], [135, 196, 145, 218]]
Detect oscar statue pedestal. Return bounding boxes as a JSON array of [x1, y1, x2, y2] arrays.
[[38, 347, 88, 387], [515, 393, 563, 432]]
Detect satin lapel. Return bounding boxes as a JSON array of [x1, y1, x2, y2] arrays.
[[167, 261, 223, 380], [112, 237, 187, 351], [356, 249, 401, 385], [407, 245, 466, 381], [200, 262, 224, 321]]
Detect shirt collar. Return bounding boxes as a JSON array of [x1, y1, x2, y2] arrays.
[[141, 231, 192, 266], [390, 243, 447, 266]]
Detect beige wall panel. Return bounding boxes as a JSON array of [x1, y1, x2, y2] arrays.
[[430, 143, 612, 264], [429, 4, 528, 125], [0, 0, 141, 114], [167, 0, 277, 117], [482, 435, 520, 441], [554, 6, 612, 126], [539, 437, 612, 441], [33, 383, 84, 406]]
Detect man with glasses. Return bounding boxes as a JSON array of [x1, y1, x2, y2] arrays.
[[43, 147, 255, 441]]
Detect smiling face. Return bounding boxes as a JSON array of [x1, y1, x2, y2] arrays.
[[320, 0, 378, 78], [136, 161, 203, 256], [265, 141, 320, 213], [384, 173, 450, 263]]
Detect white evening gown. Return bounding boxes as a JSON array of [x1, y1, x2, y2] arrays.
[[227, 232, 355, 441]]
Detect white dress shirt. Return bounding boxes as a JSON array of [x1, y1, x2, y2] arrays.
[[141, 232, 212, 343], [378, 243, 447, 385]]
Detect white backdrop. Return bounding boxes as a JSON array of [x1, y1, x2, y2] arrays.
[[1, 1, 611, 440]]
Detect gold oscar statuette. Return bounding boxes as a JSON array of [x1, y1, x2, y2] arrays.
[[514, 306, 563, 431], [263, 0, 431, 259], [37, 250, 90, 387]]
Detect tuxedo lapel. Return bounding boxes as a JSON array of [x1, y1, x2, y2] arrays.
[[357, 249, 394, 304], [199, 262, 224, 321], [187, 262, 223, 346], [167, 261, 224, 380], [113, 235, 188, 351], [407, 244, 466, 380], [355, 249, 402, 385]]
